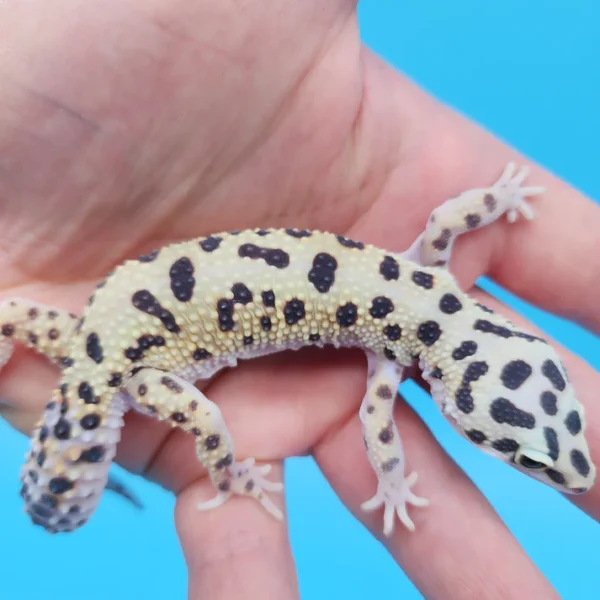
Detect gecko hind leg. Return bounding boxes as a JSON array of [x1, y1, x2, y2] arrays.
[[359, 353, 428, 536], [0, 298, 79, 370], [402, 162, 545, 268], [125, 368, 284, 520]]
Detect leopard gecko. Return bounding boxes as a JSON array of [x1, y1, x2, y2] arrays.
[[0, 163, 595, 537]]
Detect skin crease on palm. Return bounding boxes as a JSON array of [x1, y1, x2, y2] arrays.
[[0, 1, 599, 599]]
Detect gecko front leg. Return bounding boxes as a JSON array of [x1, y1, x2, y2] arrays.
[[359, 352, 428, 535], [402, 163, 545, 268]]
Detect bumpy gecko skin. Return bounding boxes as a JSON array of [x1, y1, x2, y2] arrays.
[[0, 163, 595, 536]]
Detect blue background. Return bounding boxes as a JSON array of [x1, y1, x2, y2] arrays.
[[1, 1, 599, 598]]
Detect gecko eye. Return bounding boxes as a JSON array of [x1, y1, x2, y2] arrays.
[[518, 456, 547, 470], [515, 447, 553, 470]]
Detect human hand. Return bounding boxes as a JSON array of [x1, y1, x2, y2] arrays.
[[0, 1, 598, 599]]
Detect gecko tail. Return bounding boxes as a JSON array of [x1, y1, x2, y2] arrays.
[[106, 474, 144, 510]]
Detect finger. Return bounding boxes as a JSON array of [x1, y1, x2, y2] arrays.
[[175, 466, 300, 600], [314, 400, 561, 600]]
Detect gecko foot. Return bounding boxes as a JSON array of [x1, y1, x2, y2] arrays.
[[197, 458, 284, 520], [492, 162, 545, 223], [361, 471, 429, 536]]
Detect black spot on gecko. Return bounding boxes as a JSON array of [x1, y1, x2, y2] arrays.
[[378, 421, 394, 444], [255, 229, 270, 236], [473, 319, 512, 338], [484, 193, 497, 212], [243, 335, 254, 346], [542, 360, 566, 392], [169, 257, 195, 302], [383, 348, 396, 361], [546, 469, 566, 485], [464, 361, 489, 381], [465, 214, 481, 229], [39, 426, 48, 443], [216, 454, 234, 470], [513, 331, 547, 344], [261, 290, 276, 308], [500, 360, 532, 390], [86, 332, 104, 363], [161, 376, 183, 393], [1, 324, 14, 336], [490, 398, 535, 429], [193, 348, 212, 360], [216, 298, 235, 332], [452, 340, 477, 360], [48, 328, 60, 341], [36, 450, 46, 468], [429, 367, 443, 379], [131, 290, 181, 334], [28, 307, 38, 320], [170, 412, 187, 423], [40, 493, 57, 509], [138, 249, 159, 262], [30, 503, 53, 519], [205, 435, 220, 450], [232, 282, 253, 305], [28, 332, 38, 345], [336, 235, 364, 250], [455, 361, 489, 414], [565, 411, 582, 436], [369, 296, 394, 319], [412, 271, 434, 289], [336, 303, 358, 327], [376, 385, 394, 399], [77, 381, 97, 404], [383, 324, 402, 341], [540, 391, 558, 416], [432, 228, 451, 251], [138, 384, 147, 396], [492, 438, 519, 453], [238, 244, 290, 268], [308, 252, 337, 293], [466, 429, 487, 444], [200, 236, 222, 252], [417, 321, 442, 346], [59, 356, 74, 369], [382, 458, 400, 473], [476, 302, 495, 314], [284, 299, 306, 325], [544, 427, 560, 461], [379, 256, 400, 281], [49, 477, 74, 495], [439, 293, 462, 314], [79, 446, 106, 463], [53, 418, 71, 440], [260, 316, 272, 332], [570, 450, 590, 477], [309, 333, 320, 342], [107, 373, 122, 387], [80, 414, 101, 430], [286, 228, 312, 238]]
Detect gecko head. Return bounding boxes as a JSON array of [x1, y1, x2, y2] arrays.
[[483, 345, 594, 494], [427, 322, 596, 495]]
